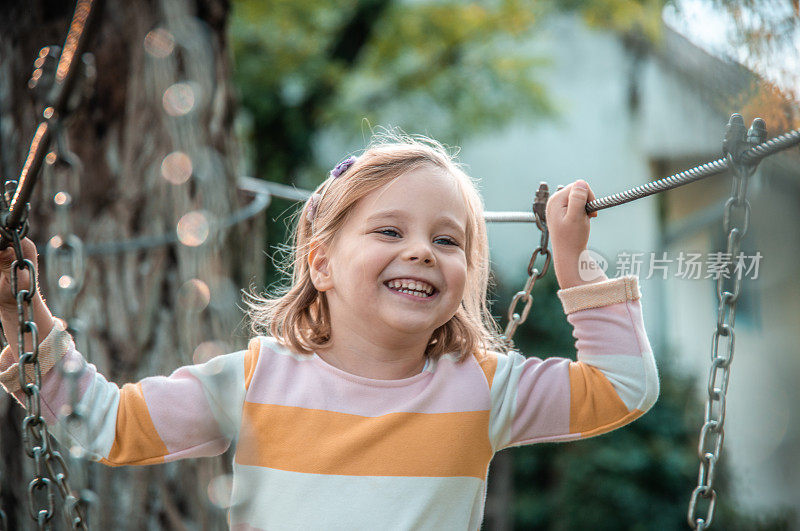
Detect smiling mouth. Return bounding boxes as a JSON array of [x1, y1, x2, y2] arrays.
[[384, 280, 438, 299]]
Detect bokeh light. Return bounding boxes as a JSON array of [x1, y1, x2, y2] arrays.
[[161, 151, 193, 185], [193, 340, 228, 367], [58, 275, 75, 289], [162, 82, 196, 116], [177, 278, 211, 312], [69, 445, 86, 460], [143, 28, 175, 59], [54, 191, 71, 206], [207, 474, 234, 509], [176, 211, 210, 247]]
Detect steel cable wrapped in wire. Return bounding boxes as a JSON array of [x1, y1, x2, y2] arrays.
[[585, 128, 800, 213]]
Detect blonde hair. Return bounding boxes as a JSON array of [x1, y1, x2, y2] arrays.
[[243, 131, 506, 362]]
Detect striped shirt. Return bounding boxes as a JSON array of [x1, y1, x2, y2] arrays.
[[0, 274, 659, 530]]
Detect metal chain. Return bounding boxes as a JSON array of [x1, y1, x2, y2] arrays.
[[501, 183, 560, 347], [687, 114, 765, 530], [0, 179, 30, 350], [42, 81, 97, 528], [5, 226, 86, 529]]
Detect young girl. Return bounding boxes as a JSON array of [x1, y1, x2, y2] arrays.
[[0, 133, 659, 530]]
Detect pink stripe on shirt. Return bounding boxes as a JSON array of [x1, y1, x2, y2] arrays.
[[246, 339, 492, 416]]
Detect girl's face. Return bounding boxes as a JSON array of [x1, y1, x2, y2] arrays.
[[315, 165, 470, 348]]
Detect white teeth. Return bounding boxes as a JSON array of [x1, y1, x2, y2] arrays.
[[399, 289, 427, 298], [387, 279, 434, 296]]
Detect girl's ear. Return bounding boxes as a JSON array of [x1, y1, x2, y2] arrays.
[[308, 242, 333, 291]]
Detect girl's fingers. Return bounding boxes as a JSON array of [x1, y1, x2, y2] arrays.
[[586, 187, 598, 218], [576, 180, 598, 219], [0, 238, 37, 291], [545, 186, 567, 219], [547, 181, 598, 220], [0, 247, 16, 272], [566, 180, 590, 221]]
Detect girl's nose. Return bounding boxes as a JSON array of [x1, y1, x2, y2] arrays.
[[404, 240, 435, 265]]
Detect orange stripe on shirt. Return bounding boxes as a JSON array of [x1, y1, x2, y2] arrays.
[[474, 350, 498, 388], [235, 402, 493, 479], [244, 338, 260, 390], [99, 382, 167, 467], [568, 361, 632, 437]]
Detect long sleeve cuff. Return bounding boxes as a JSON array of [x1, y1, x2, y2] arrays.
[[0, 318, 73, 394], [556, 274, 641, 314]]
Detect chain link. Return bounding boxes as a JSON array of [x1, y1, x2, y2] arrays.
[[4, 224, 88, 530], [42, 68, 96, 527], [687, 115, 763, 530], [44, 127, 86, 305], [501, 183, 559, 347], [9, 229, 54, 529]]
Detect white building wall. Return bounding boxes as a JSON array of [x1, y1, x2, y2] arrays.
[[459, 14, 663, 363], [461, 17, 660, 348]]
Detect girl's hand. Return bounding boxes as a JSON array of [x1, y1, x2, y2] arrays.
[[545, 179, 597, 254], [0, 237, 55, 356], [0, 237, 39, 311], [545, 180, 605, 289]]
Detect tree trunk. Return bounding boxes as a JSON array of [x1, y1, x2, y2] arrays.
[[0, 0, 264, 528]]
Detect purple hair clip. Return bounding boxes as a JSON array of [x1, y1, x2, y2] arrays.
[[306, 155, 358, 224], [330, 155, 357, 178], [306, 193, 322, 222]]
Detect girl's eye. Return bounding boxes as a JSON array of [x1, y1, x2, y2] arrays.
[[435, 237, 459, 247], [377, 229, 400, 237]]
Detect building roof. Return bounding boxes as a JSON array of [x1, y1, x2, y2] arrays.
[[653, 24, 799, 166]]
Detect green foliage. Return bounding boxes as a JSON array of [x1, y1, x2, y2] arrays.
[[230, 0, 553, 183], [327, 1, 553, 139], [562, 0, 667, 41]]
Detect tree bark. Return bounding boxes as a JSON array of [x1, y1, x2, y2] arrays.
[[0, 0, 263, 528]]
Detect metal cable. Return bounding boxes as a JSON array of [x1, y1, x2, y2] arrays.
[[28, 127, 800, 257], [246, 127, 800, 222], [82, 183, 270, 256], [484, 212, 535, 223], [741, 127, 800, 163], [586, 128, 800, 213], [239, 176, 538, 223]]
